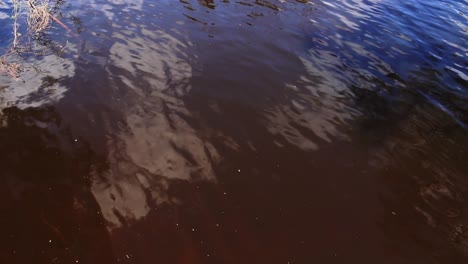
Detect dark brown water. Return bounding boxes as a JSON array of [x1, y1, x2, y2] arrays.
[[0, 0, 467, 263]]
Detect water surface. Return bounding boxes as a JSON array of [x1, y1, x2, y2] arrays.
[[0, 0, 467, 263]]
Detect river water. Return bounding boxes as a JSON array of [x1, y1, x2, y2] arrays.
[[0, 0, 467, 263]]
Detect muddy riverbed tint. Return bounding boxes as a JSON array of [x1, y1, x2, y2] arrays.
[[0, 0, 467, 263]]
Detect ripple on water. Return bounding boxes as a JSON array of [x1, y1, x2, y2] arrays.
[[0, 0, 467, 262]]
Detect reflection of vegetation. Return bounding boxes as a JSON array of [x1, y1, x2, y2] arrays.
[[0, 0, 71, 79]]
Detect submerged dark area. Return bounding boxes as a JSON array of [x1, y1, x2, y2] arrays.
[[0, 0, 467, 263]]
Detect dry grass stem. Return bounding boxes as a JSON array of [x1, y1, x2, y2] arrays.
[[12, 0, 21, 48], [27, 0, 51, 34], [0, 57, 21, 79]]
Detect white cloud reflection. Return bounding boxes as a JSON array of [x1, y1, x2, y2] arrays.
[[89, 7, 219, 229], [0, 53, 76, 110]]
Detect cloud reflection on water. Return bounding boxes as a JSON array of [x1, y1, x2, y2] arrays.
[[87, 2, 219, 228]]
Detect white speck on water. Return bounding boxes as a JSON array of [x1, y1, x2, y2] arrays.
[[192, 228, 195, 232], [237, 169, 241, 173], [126, 254, 130, 259], [49, 240, 52, 243], [216, 224, 219, 227], [223, 192, 227, 195], [74, 139, 78, 142], [392, 211, 397, 215]]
